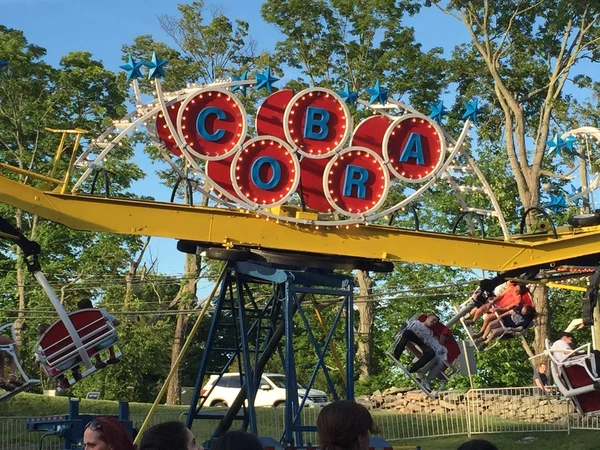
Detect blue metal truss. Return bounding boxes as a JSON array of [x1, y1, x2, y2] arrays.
[[185, 261, 354, 448]]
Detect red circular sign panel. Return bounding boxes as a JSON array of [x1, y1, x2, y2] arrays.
[[351, 115, 392, 158], [156, 101, 183, 156], [283, 88, 351, 159], [231, 137, 300, 207], [324, 147, 389, 216], [299, 157, 332, 212], [177, 88, 246, 160], [383, 114, 446, 183], [256, 89, 294, 141], [205, 153, 242, 203]]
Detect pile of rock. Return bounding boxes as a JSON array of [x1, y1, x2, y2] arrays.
[[356, 387, 570, 424]]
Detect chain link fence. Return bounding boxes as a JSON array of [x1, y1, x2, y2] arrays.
[[2, 387, 598, 449]]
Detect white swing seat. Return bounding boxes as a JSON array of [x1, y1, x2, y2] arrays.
[[545, 339, 600, 415]]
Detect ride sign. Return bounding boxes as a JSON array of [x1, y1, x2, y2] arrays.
[[157, 86, 448, 216]]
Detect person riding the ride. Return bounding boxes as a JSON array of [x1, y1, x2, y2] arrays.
[[392, 314, 448, 390], [473, 304, 536, 350]]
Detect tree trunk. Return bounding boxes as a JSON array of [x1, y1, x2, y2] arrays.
[[532, 282, 550, 355], [356, 270, 374, 381], [14, 209, 26, 348], [166, 252, 198, 405]]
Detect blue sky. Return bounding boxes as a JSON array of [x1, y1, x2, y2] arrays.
[[1, 0, 470, 274]]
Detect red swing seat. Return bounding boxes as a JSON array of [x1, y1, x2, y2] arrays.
[[35, 309, 118, 378]]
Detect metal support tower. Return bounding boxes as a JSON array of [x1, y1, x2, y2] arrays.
[[185, 261, 354, 448]]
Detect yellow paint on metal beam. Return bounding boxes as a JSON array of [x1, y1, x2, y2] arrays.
[[2, 175, 600, 272], [547, 283, 587, 292], [0, 164, 63, 185]]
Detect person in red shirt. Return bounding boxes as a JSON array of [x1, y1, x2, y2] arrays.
[[467, 282, 531, 324]]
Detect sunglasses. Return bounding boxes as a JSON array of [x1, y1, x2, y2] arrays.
[[85, 420, 102, 431]]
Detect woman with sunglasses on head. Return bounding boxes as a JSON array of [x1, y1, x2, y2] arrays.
[[83, 417, 136, 450], [139, 421, 202, 450]]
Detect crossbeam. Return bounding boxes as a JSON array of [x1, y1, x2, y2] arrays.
[[2, 174, 600, 272]]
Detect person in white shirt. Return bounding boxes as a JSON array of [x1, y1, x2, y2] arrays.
[[550, 332, 574, 362], [393, 315, 443, 377], [551, 331, 600, 378]]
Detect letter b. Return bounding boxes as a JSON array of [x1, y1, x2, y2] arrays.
[[304, 107, 330, 140]]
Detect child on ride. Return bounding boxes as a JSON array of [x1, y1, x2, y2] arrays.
[[473, 304, 536, 350]]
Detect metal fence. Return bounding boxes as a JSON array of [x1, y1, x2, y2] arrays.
[[2, 387, 599, 449]]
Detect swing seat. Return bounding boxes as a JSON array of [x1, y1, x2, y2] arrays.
[[0, 324, 39, 402], [386, 315, 460, 398], [35, 309, 118, 378], [545, 339, 600, 415]]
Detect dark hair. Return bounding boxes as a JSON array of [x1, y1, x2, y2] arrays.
[[516, 282, 530, 294], [212, 430, 264, 450], [522, 305, 535, 317], [139, 421, 193, 450], [78, 299, 94, 309], [559, 331, 574, 340], [456, 439, 498, 450], [317, 400, 379, 450], [85, 417, 135, 450]]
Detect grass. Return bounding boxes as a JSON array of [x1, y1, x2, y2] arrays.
[[392, 431, 600, 450]]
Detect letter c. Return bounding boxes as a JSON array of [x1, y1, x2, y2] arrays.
[[196, 106, 226, 141]]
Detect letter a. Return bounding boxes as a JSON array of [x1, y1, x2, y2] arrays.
[[399, 133, 425, 165]]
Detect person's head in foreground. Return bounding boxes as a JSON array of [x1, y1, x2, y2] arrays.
[[83, 416, 136, 450], [317, 400, 379, 450], [211, 430, 264, 450], [456, 439, 499, 450], [138, 421, 202, 450]]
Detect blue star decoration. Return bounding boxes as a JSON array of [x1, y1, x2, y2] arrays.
[[546, 194, 567, 214], [429, 101, 448, 123], [462, 99, 483, 123], [546, 133, 568, 157], [0, 60, 7, 77], [120, 55, 144, 82], [366, 80, 389, 105], [568, 185, 583, 207], [255, 67, 279, 94], [146, 52, 168, 79], [337, 82, 359, 106], [231, 72, 249, 95], [564, 135, 577, 153]]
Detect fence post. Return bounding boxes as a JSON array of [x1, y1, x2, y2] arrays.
[[466, 389, 472, 438], [567, 395, 571, 435]]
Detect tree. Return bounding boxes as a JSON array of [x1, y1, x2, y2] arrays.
[[424, 0, 600, 353]]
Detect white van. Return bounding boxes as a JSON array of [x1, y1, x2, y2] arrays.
[[201, 373, 329, 408]]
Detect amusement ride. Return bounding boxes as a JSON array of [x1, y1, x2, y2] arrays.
[[2, 52, 600, 448]]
